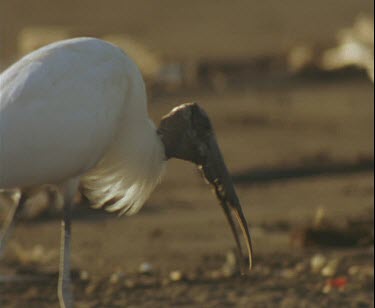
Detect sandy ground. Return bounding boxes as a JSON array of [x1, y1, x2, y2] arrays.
[[0, 1, 374, 307], [0, 77, 373, 307]]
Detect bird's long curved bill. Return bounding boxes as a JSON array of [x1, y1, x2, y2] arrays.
[[200, 136, 254, 273]]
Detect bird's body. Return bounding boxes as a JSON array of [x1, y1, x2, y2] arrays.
[[0, 38, 165, 215], [0, 38, 253, 308]]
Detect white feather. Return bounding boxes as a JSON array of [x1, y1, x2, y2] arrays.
[[0, 37, 166, 215], [82, 118, 166, 215]]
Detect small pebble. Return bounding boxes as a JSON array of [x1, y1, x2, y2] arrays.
[[110, 271, 124, 284], [169, 270, 183, 281], [322, 266, 335, 277], [225, 250, 237, 268], [321, 259, 340, 277], [138, 262, 153, 274], [80, 270, 90, 281], [310, 254, 327, 273], [322, 284, 332, 294]]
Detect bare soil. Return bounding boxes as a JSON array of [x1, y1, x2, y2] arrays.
[[1, 78, 373, 307], [0, 1, 374, 307]]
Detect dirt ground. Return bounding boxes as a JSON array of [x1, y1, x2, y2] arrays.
[[0, 77, 373, 307], [1, 1, 374, 308]]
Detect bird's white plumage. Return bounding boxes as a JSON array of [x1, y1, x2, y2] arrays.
[[0, 38, 166, 215]]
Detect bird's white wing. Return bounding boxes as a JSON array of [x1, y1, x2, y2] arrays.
[[1, 38, 165, 216], [0, 38, 132, 188]]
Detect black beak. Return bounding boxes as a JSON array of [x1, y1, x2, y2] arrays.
[[199, 135, 254, 273]]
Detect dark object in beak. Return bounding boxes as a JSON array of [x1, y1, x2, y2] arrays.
[[200, 135, 254, 273]]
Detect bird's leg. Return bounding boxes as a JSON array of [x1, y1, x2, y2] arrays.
[[58, 179, 79, 308], [0, 190, 27, 258]]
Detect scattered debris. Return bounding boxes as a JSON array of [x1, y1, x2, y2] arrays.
[[313, 207, 327, 228], [79, 270, 90, 282], [169, 270, 183, 282], [1, 249, 373, 306], [323, 277, 348, 293], [285, 15, 374, 81], [209, 270, 222, 280], [310, 254, 327, 273], [221, 250, 239, 277], [321, 15, 374, 82], [109, 271, 125, 284], [321, 259, 340, 277], [138, 262, 153, 275]]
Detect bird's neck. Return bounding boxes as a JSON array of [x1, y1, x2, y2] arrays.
[[81, 117, 166, 215], [119, 117, 167, 184]]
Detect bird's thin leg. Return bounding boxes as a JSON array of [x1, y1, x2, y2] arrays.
[[0, 191, 27, 258], [58, 179, 79, 308]]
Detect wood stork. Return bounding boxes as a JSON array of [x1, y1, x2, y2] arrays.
[[0, 38, 253, 307]]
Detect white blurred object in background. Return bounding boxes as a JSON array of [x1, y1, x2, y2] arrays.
[[322, 15, 374, 82]]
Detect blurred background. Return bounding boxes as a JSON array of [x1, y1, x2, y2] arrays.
[[0, 1, 374, 307]]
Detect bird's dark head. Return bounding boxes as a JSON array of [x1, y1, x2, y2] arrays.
[[158, 102, 254, 272], [158, 103, 212, 164]]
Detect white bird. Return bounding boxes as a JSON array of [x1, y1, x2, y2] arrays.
[[0, 38, 253, 307]]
